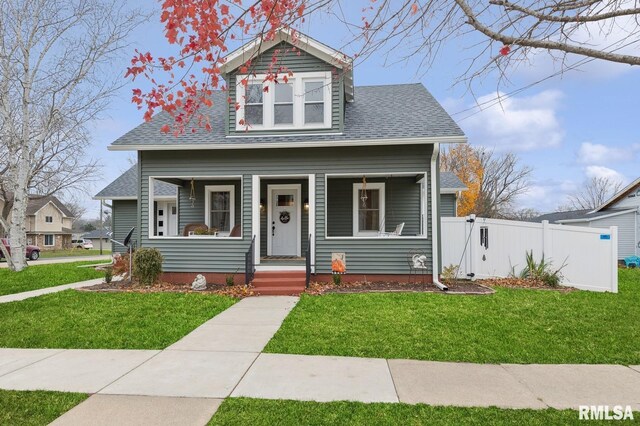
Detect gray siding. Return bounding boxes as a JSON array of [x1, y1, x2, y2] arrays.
[[327, 177, 421, 236], [588, 211, 637, 259], [260, 179, 309, 257], [440, 194, 457, 217], [226, 42, 343, 136], [140, 145, 434, 274], [112, 200, 138, 253]]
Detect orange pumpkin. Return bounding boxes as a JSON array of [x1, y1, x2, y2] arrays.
[[332, 259, 346, 273]]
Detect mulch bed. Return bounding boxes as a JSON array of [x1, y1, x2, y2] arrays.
[[477, 277, 576, 292], [307, 280, 494, 295], [82, 280, 256, 298]]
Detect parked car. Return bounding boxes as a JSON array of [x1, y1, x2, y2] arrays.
[[0, 238, 41, 260], [71, 238, 94, 249]]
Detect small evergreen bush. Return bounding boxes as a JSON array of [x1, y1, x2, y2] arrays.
[[133, 248, 164, 285]]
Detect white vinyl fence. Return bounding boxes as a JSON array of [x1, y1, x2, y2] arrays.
[[442, 216, 618, 292]]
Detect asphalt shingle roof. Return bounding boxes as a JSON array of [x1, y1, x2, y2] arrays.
[[441, 172, 466, 190], [26, 195, 74, 217], [533, 208, 633, 223], [94, 164, 178, 199], [110, 83, 464, 148]]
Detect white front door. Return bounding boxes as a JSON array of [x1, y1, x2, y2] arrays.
[[167, 202, 178, 236], [268, 185, 301, 256]]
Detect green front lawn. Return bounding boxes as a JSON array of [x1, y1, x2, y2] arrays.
[[0, 290, 236, 349], [0, 262, 105, 296], [209, 398, 585, 426], [39, 249, 111, 259], [0, 390, 87, 426], [265, 269, 640, 364]]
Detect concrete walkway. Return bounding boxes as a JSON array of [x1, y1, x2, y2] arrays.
[[0, 278, 105, 304], [0, 255, 111, 268], [1, 295, 639, 425]]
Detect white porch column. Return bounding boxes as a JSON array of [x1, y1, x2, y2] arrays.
[[308, 173, 316, 273], [252, 175, 260, 265]]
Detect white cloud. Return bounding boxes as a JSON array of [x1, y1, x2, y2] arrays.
[[585, 165, 626, 183], [577, 142, 630, 164], [460, 90, 564, 151]]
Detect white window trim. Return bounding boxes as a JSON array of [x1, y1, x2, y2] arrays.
[[236, 71, 332, 131], [204, 185, 235, 237], [44, 234, 55, 246], [352, 182, 386, 236]]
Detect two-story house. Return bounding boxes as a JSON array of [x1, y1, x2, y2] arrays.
[[8, 195, 75, 250], [95, 30, 467, 293]]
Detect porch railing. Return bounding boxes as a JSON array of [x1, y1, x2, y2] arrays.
[[245, 235, 256, 285], [305, 234, 312, 288]]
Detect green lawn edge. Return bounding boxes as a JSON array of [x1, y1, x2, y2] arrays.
[[209, 398, 599, 426], [0, 389, 87, 426], [0, 261, 105, 296], [264, 269, 640, 364], [0, 290, 237, 349]]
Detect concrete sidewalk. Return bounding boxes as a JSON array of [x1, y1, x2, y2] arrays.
[[0, 255, 111, 268], [0, 278, 105, 304], [1, 295, 640, 424]]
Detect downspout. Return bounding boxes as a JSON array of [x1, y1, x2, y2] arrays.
[[431, 143, 448, 291]]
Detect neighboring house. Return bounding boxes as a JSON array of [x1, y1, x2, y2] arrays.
[[96, 166, 466, 253], [23, 196, 75, 250], [80, 229, 113, 250], [95, 29, 467, 284], [534, 177, 640, 259]]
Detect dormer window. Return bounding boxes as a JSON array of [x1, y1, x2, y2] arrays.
[[237, 71, 331, 131]]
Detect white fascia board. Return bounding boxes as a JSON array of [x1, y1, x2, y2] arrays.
[[440, 188, 467, 194], [93, 196, 137, 201], [592, 177, 640, 212], [558, 208, 636, 223], [221, 28, 352, 74], [108, 136, 468, 151]]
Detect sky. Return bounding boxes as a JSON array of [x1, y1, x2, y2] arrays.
[[82, 1, 640, 218]]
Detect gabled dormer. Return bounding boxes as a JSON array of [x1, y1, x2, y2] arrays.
[[220, 29, 353, 136]]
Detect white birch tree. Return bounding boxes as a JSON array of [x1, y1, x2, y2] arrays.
[[0, 0, 143, 271]]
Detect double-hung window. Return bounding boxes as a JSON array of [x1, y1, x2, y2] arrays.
[[304, 81, 325, 124], [274, 83, 294, 125], [353, 183, 385, 236], [45, 216, 53, 223], [236, 71, 331, 130], [244, 84, 264, 126], [204, 185, 235, 236], [44, 234, 55, 246]]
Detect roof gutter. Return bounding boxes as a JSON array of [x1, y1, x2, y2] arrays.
[[431, 143, 447, 291], [107, 135, 468, 152]]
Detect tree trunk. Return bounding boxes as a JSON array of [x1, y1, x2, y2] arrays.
[[7, 159, 30, 271]]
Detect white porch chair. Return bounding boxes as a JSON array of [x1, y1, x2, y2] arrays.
[[378, 222, 404, 237]]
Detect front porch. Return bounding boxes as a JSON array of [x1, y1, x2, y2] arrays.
[[139, 145, 436, 282]]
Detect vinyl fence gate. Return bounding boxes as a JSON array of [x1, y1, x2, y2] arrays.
[[441, 216, 619, 293]]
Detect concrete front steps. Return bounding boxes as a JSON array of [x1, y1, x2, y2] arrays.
[[252, 271, 306, 296]]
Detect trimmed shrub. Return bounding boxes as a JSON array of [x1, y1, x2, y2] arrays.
[[133, 248, 164, 285]]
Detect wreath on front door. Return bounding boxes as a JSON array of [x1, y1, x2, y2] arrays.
[[279, 211, 291, 224]]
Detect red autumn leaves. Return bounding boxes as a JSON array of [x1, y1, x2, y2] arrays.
[[127, 0, 305, 135]]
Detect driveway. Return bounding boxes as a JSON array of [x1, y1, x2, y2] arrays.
[[0, 255, 111, 268]]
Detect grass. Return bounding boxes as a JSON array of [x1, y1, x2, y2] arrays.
[[0, 261, 105, 296], [0, 290, 236, 349], [208, 398, 590, 426], [265, 269, 640, 364], [0, 390, 87, 426], [39, 248, 111, 258]]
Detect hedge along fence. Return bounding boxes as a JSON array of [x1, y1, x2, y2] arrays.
[[441, 216, 618, 293]]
